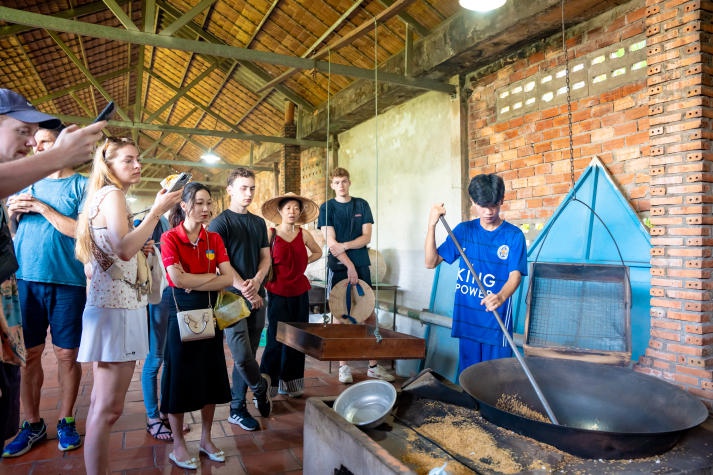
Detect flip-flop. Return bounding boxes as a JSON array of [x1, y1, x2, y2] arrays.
[[146, 420, 173, 441], [169, 451, 198, 470]]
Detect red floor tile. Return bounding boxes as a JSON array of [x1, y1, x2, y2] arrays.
[[2, 336, 405, 474]]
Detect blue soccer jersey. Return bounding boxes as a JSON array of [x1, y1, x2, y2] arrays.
[[437, 219, 527, 346]]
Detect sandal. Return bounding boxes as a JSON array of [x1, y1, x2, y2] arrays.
[[161, 416, 190, 434], [147, 419, 173, 441]]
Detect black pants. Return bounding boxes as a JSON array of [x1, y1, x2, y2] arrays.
[[259, 291, 309, 393], [0, 362, 21, 449]]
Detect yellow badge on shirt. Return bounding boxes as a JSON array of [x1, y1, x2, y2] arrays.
[[206, 249, 215, 261]]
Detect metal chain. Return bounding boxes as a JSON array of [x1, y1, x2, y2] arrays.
[[562, 0, 576, 193], [373, 16, 382, 343], [323, 50, 332, 326]]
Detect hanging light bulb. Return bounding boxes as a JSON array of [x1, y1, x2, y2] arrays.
[[201, 150, 221, 163], [459, 0, 507, 12]]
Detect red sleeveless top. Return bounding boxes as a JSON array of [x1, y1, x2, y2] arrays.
[[265, 228, 311, 297]]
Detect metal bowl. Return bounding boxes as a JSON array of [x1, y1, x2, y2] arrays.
[[333, 380, 397, 429]]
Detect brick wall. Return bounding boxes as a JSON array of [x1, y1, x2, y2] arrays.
[[635, 0, 713, 410], [279, 123, 301, 194], [467, 4, 650, 224], [467, 0, 712, 409], [300, 146, 329, 206]]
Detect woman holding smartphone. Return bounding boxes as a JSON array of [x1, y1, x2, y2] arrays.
[[74, 137, 181, 475]]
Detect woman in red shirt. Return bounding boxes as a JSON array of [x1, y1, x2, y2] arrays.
[[160, 182, 237, 469], [260, 193, 322, 397]]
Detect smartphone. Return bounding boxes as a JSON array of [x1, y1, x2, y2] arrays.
[[166, 172, 192, 192], [93, 101, 115, 123]]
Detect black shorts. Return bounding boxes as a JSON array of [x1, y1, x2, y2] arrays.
[[328, 266, 372, 290]]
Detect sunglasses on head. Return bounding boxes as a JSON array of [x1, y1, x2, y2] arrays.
[[101, 137, 135, 160]]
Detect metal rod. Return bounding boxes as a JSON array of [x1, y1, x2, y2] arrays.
[[438, 216, 559, 425]]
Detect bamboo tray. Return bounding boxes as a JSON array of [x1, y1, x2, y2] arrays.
[[277, 322, 426, 361]]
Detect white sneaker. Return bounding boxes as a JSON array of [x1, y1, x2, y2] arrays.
[[367, 365, 395, 382], [338, 365, 353, 384]]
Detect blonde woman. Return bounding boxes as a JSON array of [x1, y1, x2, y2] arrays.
[[75, 137, 181, 475]]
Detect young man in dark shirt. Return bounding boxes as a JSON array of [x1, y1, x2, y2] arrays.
[[207, 168, 271, 431], [318, 167, 394, 383]]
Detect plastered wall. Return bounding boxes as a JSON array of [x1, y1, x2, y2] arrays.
[[327, 90, 463, 311]]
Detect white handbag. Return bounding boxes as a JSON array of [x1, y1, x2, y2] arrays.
[[147, 245, 168, 305], [172, 288, 215, 342]]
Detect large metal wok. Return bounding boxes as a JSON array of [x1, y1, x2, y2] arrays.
[[459, 357, 709, 459]]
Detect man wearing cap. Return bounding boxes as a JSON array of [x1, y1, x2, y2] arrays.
[[0, 88, 103, 456], [0, 89, 104, 197], [318, 167, 395, 383], [3, 125, 88, 457], [207, 167, 272, 432]]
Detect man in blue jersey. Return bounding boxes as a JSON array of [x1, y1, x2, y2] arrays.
[[3, 125, 86, 457], [425, 173, 527, 375]]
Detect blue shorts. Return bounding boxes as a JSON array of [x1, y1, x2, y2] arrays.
[[17, 280, 86, 350]]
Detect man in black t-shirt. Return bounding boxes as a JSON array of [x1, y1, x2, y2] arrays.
[[317, 167, 394, 384], [207, 168, 271, 431]]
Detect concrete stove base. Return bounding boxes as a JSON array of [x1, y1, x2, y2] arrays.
[[304, 396, 713, 474]]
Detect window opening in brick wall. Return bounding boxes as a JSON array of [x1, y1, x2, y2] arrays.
[[496, 36, 645, 120]]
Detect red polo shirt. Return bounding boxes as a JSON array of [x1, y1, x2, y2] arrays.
[[161, 222, 230, 287]]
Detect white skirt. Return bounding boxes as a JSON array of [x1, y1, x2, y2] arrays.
[[77, 306, 149, 362]]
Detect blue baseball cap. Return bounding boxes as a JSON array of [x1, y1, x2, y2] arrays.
[[0, 89, 61, 129]]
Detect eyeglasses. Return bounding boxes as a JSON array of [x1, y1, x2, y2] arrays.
[[101, 137, 136, 160]]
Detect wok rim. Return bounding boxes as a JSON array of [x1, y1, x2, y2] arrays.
[[459, 357, 708, 434]]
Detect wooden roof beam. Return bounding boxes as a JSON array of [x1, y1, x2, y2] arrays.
[[140, 158, 272, 172], [174, 62, 239, 158], [159, 0, 217, 37], [257, 0, 413, 93], [378, 0, 429, 37], [156, 0, 314, 113], [102, 0, 140, 31], [245, 0, 280, 49], [0, 0, 131, 38], [46, 30, 130, 121], [0, 6, 454, 94], [140, 106, 198, 159], [53, 113, 326, 148]]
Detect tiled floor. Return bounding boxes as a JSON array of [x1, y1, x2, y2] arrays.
[[1, 338, 401, 474]]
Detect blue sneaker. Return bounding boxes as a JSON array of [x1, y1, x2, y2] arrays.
[[228, 404, 259, 431], [57, 417, 82, 451], [2, 420, 47, 458]]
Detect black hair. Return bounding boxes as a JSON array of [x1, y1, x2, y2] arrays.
[[468, 174, 505, 206], [278, 197, 303, 212], [168, 181, 211, 228]]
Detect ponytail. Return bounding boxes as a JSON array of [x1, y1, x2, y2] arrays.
[[168, 181, 210, 228]]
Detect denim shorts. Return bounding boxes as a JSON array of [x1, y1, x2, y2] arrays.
[[17, 280, 86, 349]]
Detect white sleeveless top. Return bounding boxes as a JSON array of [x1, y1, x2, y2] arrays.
[[86, 185, 147, 309]]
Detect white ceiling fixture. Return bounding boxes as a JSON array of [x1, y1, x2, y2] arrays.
[[200, 150, 221, 164], [459, 0, 507, 12]]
